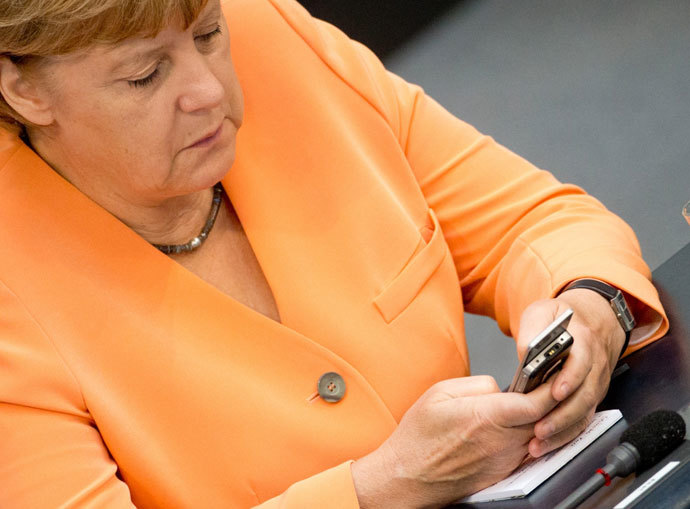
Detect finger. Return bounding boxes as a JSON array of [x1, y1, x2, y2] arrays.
[[529, 408, 595, 457], [515, 300, 560, 359], [431, 375, 501, 400], [551, 331, 593, 402], [501, 424, 540, 450], [535, 376, 600, 439], [490, 381, 559, 428]]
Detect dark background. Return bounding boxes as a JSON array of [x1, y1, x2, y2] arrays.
[[297, 0, 462, 58]]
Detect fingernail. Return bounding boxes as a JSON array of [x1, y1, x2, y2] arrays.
[[560, 382, 569, 399], [529, 443, 540, 458], [534, 439, 549, 457], [543, 422, 555, 438]]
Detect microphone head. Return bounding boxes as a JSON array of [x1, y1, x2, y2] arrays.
[[620, 409, 686, 472]]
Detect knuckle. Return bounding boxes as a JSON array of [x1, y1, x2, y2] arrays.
[[579, 326, 597, 344], [525, 399, 546, 422], [577, 414, 591, 433], [426, 380, 446, 395], [478, 376, 500, 393], [574, 342, 594, 368], [471, 404, 498, 431], [580, 386, 599, 407], [521, 300, 551, 322], [596, 375, 611, 395]]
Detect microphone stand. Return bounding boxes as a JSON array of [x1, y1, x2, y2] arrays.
[[554, 443, 640, 509]]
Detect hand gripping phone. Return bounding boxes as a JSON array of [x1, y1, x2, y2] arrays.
[[508, 309, 574, 394]]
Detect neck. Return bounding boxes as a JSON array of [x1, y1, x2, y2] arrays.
[[27, 129, 219, 248], [73, 184, 217, 247], [124, 187, 217, 247]]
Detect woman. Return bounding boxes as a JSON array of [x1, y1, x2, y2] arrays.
[[0, 0, 667, 507]]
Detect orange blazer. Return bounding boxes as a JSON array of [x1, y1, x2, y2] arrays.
[[0, 0, 667, 507]]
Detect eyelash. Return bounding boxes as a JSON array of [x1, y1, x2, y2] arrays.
[[129, 68, 160, 88], [127, 25, 223, 89], [197, 25, 222, 44]]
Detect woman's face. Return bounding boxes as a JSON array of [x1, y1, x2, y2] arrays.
[[30, 0, 243, 206]]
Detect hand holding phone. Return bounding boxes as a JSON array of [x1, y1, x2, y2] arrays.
[[508, 309, 574, 393]]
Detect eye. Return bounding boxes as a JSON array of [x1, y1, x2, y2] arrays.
[[195, 25, 222, 45], [128, 66, 160, 88]]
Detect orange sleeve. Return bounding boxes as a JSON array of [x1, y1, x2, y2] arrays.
[[254, 462, 360, 509], [270, 0, 667, 352], [0, 281, 136, 508], [393, 82, 668, 351]]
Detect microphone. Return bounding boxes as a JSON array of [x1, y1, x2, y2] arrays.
[[554, 409, 686, 509]]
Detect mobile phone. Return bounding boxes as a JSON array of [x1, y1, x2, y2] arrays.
[[507, 309, 574, 393]]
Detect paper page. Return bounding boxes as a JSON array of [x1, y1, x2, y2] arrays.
[[461, 409, 623, 503]]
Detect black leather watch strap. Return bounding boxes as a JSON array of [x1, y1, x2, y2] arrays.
[[561, 278, 635, 359]]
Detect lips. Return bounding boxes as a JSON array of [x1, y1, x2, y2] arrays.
[[187, 121, 224, 149]]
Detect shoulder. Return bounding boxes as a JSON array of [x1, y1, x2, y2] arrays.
[[223, 0, 412, 132], [0, 130, 25, 172]]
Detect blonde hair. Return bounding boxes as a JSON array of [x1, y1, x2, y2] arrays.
[[0, 0, 209, 134]]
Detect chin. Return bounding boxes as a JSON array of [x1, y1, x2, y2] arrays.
[[188, 156, 235, 194], [174, 128, 237, 194]]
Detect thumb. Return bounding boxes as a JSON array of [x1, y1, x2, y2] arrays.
[[515, 300, 564, 360]]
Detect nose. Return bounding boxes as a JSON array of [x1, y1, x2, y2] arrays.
[[177, 54, 225, 113]]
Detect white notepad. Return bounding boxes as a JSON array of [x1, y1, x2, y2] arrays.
[[461, 409, 623, 503]]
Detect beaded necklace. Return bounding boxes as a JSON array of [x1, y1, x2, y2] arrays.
[[153, 182, 223, 255]]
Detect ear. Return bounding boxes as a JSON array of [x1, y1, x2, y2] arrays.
[[0, 57, 55, 126]]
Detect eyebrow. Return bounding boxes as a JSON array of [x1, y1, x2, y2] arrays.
[[107, 3, 223, 76], [108, 44, 167, 77]]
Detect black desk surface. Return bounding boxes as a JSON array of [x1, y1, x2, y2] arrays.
[[451, 242, 690, 508]]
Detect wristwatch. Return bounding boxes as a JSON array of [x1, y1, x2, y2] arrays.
[[561, 278, 636, 358]]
